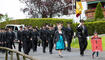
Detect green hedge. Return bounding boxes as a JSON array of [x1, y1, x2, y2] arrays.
[[71, 21, 105, 35], [85, 18, 105, 22], [0, 18, 105, 35], [85, 21, 105, 35], [0, 18, 72, 28]]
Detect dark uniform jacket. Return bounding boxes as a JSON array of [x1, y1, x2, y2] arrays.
[[22, 30, 31, 42], [76, 25, 88, 38], [6, 31, 15, 43], [47, 30, 55, 41], [31, 31, 39, 41], [65, 27, 74, 38], [17, 30, 23, 41], [39, 29, 48, 41]]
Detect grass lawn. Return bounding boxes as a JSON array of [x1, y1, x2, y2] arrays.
[[71, 36, 105, 51]]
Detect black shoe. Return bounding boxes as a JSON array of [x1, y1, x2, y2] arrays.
[[80, 54, 84, 56], [59, 55, 63, 58], [67, 48, 71, 51], [80, 52, 84, 56], [92, 55, 94, 59], [80, 53, 84, 56], [67, 49, 71, 52], [43, 51, 46, 53], [50, 52, 53, 54], [96, 55, 99, 57], [33, 50, 37, 52]]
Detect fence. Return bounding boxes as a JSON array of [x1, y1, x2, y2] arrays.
[[0, 47, 38, 60]]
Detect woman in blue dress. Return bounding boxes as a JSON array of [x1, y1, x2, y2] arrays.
[[54, 25, 65, 58]]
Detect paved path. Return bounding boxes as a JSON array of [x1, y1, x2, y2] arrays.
[[29, 47, 105, 60], [0, 45, 105, 60]]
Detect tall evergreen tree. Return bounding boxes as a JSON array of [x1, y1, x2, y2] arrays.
[[95, 2, 104, 20]]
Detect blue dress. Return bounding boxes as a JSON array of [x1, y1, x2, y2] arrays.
[[56, 34, 65, 50]]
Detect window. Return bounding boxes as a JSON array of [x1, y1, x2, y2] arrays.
[[15, 27, 18, 31]]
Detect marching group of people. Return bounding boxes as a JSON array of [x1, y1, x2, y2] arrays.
[[0, 28, 15, 53], [0, 20, 89, 58]]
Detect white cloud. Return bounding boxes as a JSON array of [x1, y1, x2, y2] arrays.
[[0, 0, 26, 19]]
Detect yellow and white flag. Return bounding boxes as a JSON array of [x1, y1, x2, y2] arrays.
[[76, 1, 83, 17]]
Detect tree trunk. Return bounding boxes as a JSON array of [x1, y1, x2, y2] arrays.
[[42, 14, 47, 18], [49, 14, 53, 18]]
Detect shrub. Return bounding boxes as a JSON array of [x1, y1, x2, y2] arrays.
[[0, 18, 105, 36], [0, 18, 72, 28], [95, 2, 104, 20], [72, 21, 105, 35]]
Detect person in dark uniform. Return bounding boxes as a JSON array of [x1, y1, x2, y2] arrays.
[[35, 26, 39, 32], [1, 29, 7, 53], [45, 23, 50, 47], [4, 29, 8, 48], [65, 22, 74, 52], [17, 26, 23, 52], [22, 27, 32, 55], [0, 29, 2, 52], [6, 28, 15, 49], [31, 28, 39, 52], [76, 20, 88, 56], [28, 26, 33, 49], [61, 22, 66, 31], [40, 25, 48, 53], [47, 24, 54, 54], [35, 26, 41, 47]]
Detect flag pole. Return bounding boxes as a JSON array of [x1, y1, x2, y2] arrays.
[[80, 14, 81, 20]]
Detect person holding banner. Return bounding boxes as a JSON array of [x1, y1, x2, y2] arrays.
[[91, 32, 103, 59], [76, 20, 88, 56]]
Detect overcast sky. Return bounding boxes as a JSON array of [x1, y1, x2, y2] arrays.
[[0, 0, 26, 19]]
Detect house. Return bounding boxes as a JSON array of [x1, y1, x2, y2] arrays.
[[85, 0, 105, 19]]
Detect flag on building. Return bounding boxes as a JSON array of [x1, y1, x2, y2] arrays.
[[76, 0, 83, 17]]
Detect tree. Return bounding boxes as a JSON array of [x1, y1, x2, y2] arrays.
[[0, 14, 12, 22], [0, 14, 4, 21], [3, 14, 13, 21], [95, 2, 104, 20], [19, 0, 73, 18]]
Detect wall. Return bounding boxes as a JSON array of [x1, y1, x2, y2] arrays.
[[85, 9, 105, 19]]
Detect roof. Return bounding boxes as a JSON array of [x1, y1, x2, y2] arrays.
[[6, 24, 24, 26], [87, 1, 105, 5], [0, 14, 3, 16]]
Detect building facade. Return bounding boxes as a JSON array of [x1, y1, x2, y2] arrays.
[[85, 0, 105, 19]]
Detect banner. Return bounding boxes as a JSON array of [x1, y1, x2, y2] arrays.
[[76, 1, 83, 17], [91, 37, 103, 52]]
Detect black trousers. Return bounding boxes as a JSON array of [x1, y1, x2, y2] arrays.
[[32, 40, 37, 52], [0, 44, 2, 52], [78, 37, 88, 55], [8, 42, 13, 49], [42, 40, 47, 53], [7, 42, 13, 54], [18, 42, 22, 52], [23, 40, 32, 55], [67, 37, 72, 51], [0, 43, 5, 52], [2, 43, 6, 52], [48, 39, 53, 53]]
